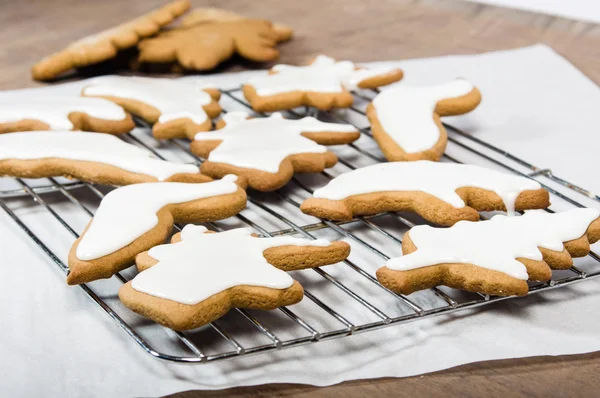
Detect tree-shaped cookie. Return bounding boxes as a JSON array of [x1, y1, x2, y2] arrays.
[[31, 0, 191, 81], [0, 97, 134, 134], [367, 79, 481, 161], [0, 131, 212, 186], [190, 112, 360, 191], [119, 225, 350, 331], [377, 209, 600, 297], [243, 55, 404, 112], [68, 176, 246, 285], [137, 19, 287, 70], [180, 7, 293, 43], [81, 76, 221, 139], [301, 161, 549, 226]]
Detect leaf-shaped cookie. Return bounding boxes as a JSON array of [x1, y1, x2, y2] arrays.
[[377, 209, 600, 297], [119, 225, 350, 330], [137, 19, 282, 70]]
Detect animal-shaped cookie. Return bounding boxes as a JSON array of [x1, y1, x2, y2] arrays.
[[191, 112, 360, 191], [243, 55, 403, 112], [0, 97, 134, 134], [367, 79, 481, 161], [137, 19, 286, 71], [377, 209, 600, 297], [301, 161, 549, 225], [31, 0, 191, 81], [0, 131, 211, 185], [68, 176, 246, 285], [181, 7, 293, 42], [81, 76, 221, 139], [119, 225, 350, 330]]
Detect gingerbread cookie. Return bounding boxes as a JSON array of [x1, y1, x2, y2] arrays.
[[191, 112, 360, 191], [0, 97, 134, 134], [137, 19, 284, 71], [181, 7, 293, 42], [377, 209, 600, 297], [31, 0, 191, 81], [0, 131, 211, 185], [243, 55, 403, 112], [119, 225, 350, 330], [67, 175, 246, 285], [301, 161, 549, 225], [367, 79, 481, 162], [82, 76, 221, 139]]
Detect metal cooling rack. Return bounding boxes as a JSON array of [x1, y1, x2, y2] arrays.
[[1, 86, 599, 364]]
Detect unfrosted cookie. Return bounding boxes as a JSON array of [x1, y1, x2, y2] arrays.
[[367, 79, 481, 161], [82, 76, 221, 139], [119, 225, 350, 331], [181, 8, 293, 42], [0, 97, 134, 135], [377, 209, 600, 297], [243, 55, 403, 112], [191, 112, 360, 191], [301, 161, 549, 225], [67, 175, 246, 285], [31, 0, 191, 81], [0, 131, 211, 185], [137, 19, 284, 70]]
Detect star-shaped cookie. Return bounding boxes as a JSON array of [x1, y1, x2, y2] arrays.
[[119, 225, 351, 330], [191, 112, 360, 191], [243, 55, 404, 112]]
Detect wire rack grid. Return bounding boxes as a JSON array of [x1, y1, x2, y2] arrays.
[[1, 85, 599, 364]]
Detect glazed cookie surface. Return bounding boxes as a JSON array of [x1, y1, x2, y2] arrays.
[[367, 79, 481, 161], [377, 209, 600, 297], [243, 55, 403, 112], [82, 76, 221, 139], [119, 225, 350, 330], [301, 161, 549, 225], [31, 0, 191, 81], [0, 97, 134, 134], [68, 176, 246, 285], [0, 131, 210, 185], [191, 112, 360, 191]]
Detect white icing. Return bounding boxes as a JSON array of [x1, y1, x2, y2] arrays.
[[0, 96, 127, 130], [82, 76, 215, 124], [194, 112, 358, 173], [76, 176, 239, 261], [386, 208, 600, 280], [0, 131, 199, 181], [248, 55, 400, 96], [372, 79, 475, 153], [312, 161, 541, 214], [131, 225, 330, 305]]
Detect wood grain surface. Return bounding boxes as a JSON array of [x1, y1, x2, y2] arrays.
[[2, 0, 600, 396]]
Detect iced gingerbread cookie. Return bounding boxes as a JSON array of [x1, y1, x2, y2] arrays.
[[119, 225, 350, 330], [0, 131, 211, 185], [301, 161, 549, 226], [137, 19, 287, 71], [67, 176, 246, 285], [243, 55, 403, 112], [181, 7, 293, 42], [31, 0, 191, 81], [191, 112, 360, 191], [0, 97, 134, 134], [81, 76, 221, 139], [377, 209, 600, 297], [367, 79, 481, 161]]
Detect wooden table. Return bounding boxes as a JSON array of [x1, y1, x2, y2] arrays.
[[3, 0, 600, 396]]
